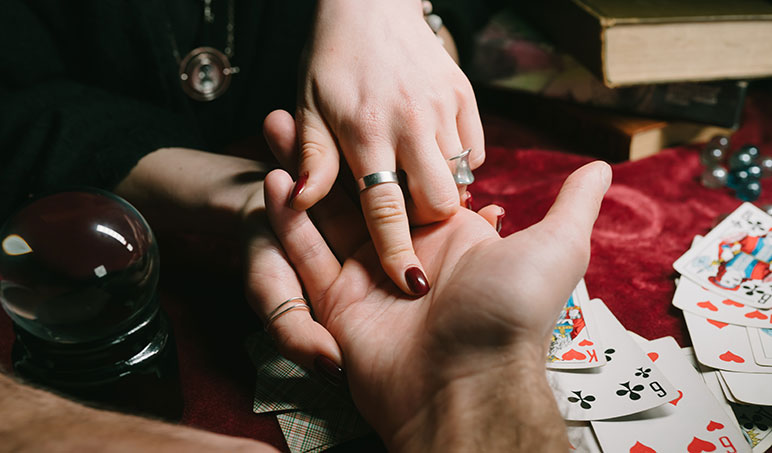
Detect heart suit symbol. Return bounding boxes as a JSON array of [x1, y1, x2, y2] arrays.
[[745, 310, 768, 320], [647, 352, 659, 362], [719, 351, 745, 363], [707, 319, 729, 329], [578, 339, 594, 346], [687, 436, 716, 453], [668, 390, 684, 406], [722, 299, 744, 307], [706, 421, 724, 431], [561, 349, 586, 361], [697, 301, 718, 311], [629, 441, 657, 453]]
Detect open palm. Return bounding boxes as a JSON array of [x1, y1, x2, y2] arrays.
[[262, 157, 609, 448]]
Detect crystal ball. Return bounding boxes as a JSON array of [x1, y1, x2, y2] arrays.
[[0, 189, 159, 344]]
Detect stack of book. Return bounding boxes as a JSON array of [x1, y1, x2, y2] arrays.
[[472, 0, 772, 161]]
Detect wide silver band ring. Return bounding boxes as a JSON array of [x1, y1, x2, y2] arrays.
[[357, 171, 400, 192], [264, 296, 311, 331]]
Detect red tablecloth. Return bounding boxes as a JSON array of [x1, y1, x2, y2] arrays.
[[1, 89, 771, 451]]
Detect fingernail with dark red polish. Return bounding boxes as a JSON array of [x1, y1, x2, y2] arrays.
[[464, 192, 474, 210], [405, 267, 430, 296], [289, 172, 309, 208], [314, 355, 344, 386], [496, 208, 506, 233]]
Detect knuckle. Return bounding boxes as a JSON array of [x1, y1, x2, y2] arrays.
[[364, 192, 405, 226], [453, 73, 475, 100], [300, 140, 327, 162], [292, 237, 330, 265], [421, 195, 458, 222], [470, 146, 486, 168], [271, 322, 305, 359], [343, 104, 388, 145]]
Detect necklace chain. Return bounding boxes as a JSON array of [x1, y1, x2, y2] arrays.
[[167, 0, 239, 101], [168, 0, 235, 63]]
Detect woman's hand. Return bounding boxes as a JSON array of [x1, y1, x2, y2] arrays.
[[278, 0, 485, 297]]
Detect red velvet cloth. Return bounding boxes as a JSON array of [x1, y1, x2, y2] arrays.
[[1, 89, 771, 451]]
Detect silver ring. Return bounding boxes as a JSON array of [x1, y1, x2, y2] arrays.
[[357, 171, 400, 192], [264, 296, 311, 331], [449, 148, 474, 185]]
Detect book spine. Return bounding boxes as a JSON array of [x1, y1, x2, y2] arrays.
[[604, 81, 747, 129], [474, 86, 634, 162]]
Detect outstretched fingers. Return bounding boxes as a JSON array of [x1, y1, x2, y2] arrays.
[[264, 169, 342, 307], [242, 214, 344, 385]]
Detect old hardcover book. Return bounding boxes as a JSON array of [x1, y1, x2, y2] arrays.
[[516, 0, 772, 87], [476, 85, 732, 162], [472, 9, 748, 129]]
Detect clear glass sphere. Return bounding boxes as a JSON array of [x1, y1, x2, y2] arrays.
[[0, 189, 159, 344]]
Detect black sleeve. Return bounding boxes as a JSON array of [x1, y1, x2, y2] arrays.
[[431, 0, 507, 69], [0, 0, 204, 220]]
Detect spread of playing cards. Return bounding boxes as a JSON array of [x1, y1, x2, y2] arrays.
[[550, 205, 772, 453]]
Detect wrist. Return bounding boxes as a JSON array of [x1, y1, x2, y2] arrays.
[[386, 345, 568, 453], [115, 148, 267, 235]]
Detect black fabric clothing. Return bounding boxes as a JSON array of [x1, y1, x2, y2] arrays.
[[0, 0, 501, 221]]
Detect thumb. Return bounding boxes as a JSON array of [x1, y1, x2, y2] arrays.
[[543, 161, 611, 242], [289, 108, 341, 211]]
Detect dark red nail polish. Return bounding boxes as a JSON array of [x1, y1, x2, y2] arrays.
[[289, 172, 308, 208], [314, 355, 344, 386], [464, 192, 474, 210], [405, 267, 430, 296], [496, 208, 505, 233]]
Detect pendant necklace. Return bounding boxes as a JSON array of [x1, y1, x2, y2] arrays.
[[167, 0, 240, 101]]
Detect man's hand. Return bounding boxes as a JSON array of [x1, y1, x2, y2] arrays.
[[262, 114, 611, 451]]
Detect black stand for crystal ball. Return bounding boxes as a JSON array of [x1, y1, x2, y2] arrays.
[[11, 300, 183, 420]]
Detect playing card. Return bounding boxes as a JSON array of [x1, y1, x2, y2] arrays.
[[565, 421, 602, 452], [731, 405, 772, 452], [684, 311, 772, 373], [548, 299, 676, 421], [720, 370, 772, 406], [696, 362, 744, 432], [628, 330, 649, 346], [547, 280, 607, 369], [673, 277, 772, 328], [591, 336, 750, 453], [747, 327, 772, 366], [716, 369, 742, 404], [674, 203, 772, 309]]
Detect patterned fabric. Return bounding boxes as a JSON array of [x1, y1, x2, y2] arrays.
[[247, 331, 371, 452]]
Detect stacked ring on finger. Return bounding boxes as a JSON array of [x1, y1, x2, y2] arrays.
[[264, 296, 311, 331], [449, 148, 475, 185], [357, 171, 400, 192]]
